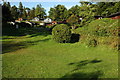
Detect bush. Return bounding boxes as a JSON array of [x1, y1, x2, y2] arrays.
[[52, 24, 71, 43], [87, 39, 97, 47]]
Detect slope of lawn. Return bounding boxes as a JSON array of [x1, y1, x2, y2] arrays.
[[2, 26, 118, 79]]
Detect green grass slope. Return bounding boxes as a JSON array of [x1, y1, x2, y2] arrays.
[[75, 18, 119, 49], [2, 27, 118, 78]]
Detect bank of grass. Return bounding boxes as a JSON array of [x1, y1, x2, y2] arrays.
[[2, 27, 118, 78], [74, 18, 119, 49]]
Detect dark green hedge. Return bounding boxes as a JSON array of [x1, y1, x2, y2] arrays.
[[52, 24, 71, 43]]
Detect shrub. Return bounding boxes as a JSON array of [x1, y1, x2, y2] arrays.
[[87, 39, 97, 47], [52, 24, 71, 43]]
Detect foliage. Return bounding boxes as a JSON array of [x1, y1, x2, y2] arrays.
[[67, 14, 79, 29], [22, 7, 27, 19], [52, 24, 71, 43], [49, 5, 68, 21], [67, 15, 79, 25], [87, 38, 97, 47], [2, 2, 13, 22], [35, 4, 46, 18], [68, 5, 80, 16], [79, 3, 98, 26], [29, 7, 35, 19], [96, 2, 120, 16], [11, 5, 19, 20], [74, 18, 118, 49], [18, 2, 23, 18]]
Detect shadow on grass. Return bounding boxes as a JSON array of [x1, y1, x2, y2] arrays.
[[60, 59, 103, 80], [60, 70, 103, 80], [2, 38, 50, 54], [70, 33, 80, 43], [2, 23, 51, 37], [68, 59, 102, 72]]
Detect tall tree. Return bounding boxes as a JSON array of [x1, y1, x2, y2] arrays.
[[67, 14, 79, 29], [29, 7, 35, 19], [2, 2, 13, 22], [48, 5, 68, 21], [11, 5, 19, 20], [68, 5, 80, 17], [48, 7, 56, 20], [96, 2, 119, 16], [35, 4, 46, 19], [18, 2, 23, 18], [78, 2, 97, 26], [22, 7, 27, 19]]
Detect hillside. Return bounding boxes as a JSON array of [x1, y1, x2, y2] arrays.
[[75, 18, 119, 49]]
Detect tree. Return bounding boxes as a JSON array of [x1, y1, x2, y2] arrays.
[[2, 2, 13, 22], [80, 1, 92, 6], [48, 5, 68, 21], [22, 7, 27, 19], [7, 2, 11, 10], [96, 2, 119, 16], [18, 2, 23, 18], [68, 5, 80, 17], [35, 4, 46, 19], [11, 5, 19, 20], [67, 14, 79, 29], [78, 3, 97, 26], [29, 7, 35, 19], [55, 5, 68, 21], [49, 8, 57, 20]]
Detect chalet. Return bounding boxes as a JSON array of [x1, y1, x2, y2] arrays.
[[32, 17, 39, 21], [105, 12, 120, 19], [43, 18, 52, 26], [44, 18, 52, 23]]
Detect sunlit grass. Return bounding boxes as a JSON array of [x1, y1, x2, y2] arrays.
[[2, 32, 118, 78]]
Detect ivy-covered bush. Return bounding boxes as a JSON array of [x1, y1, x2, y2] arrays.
[[52, 24, 71, 43]]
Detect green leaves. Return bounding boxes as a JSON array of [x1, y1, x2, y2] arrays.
[[35, 4, 46, 18], [52, 24, 71, 43], [49, 5, 68, 21]]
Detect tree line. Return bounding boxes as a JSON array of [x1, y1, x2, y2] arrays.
[[2, 2, 46, 22], [2, 1, 120, 26], [49, 2, 120, 27]]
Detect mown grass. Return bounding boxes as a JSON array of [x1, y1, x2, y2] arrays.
[[2, 26, 118, 79]]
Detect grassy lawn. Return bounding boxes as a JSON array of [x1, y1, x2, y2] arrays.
[[2, 27, 118, 79]]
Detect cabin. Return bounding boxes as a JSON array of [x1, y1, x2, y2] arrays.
[[44, 18, 52, 23], [105, 12, 120, 19], [43, 18, 52, 26], [32, 17, 40, 21]]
